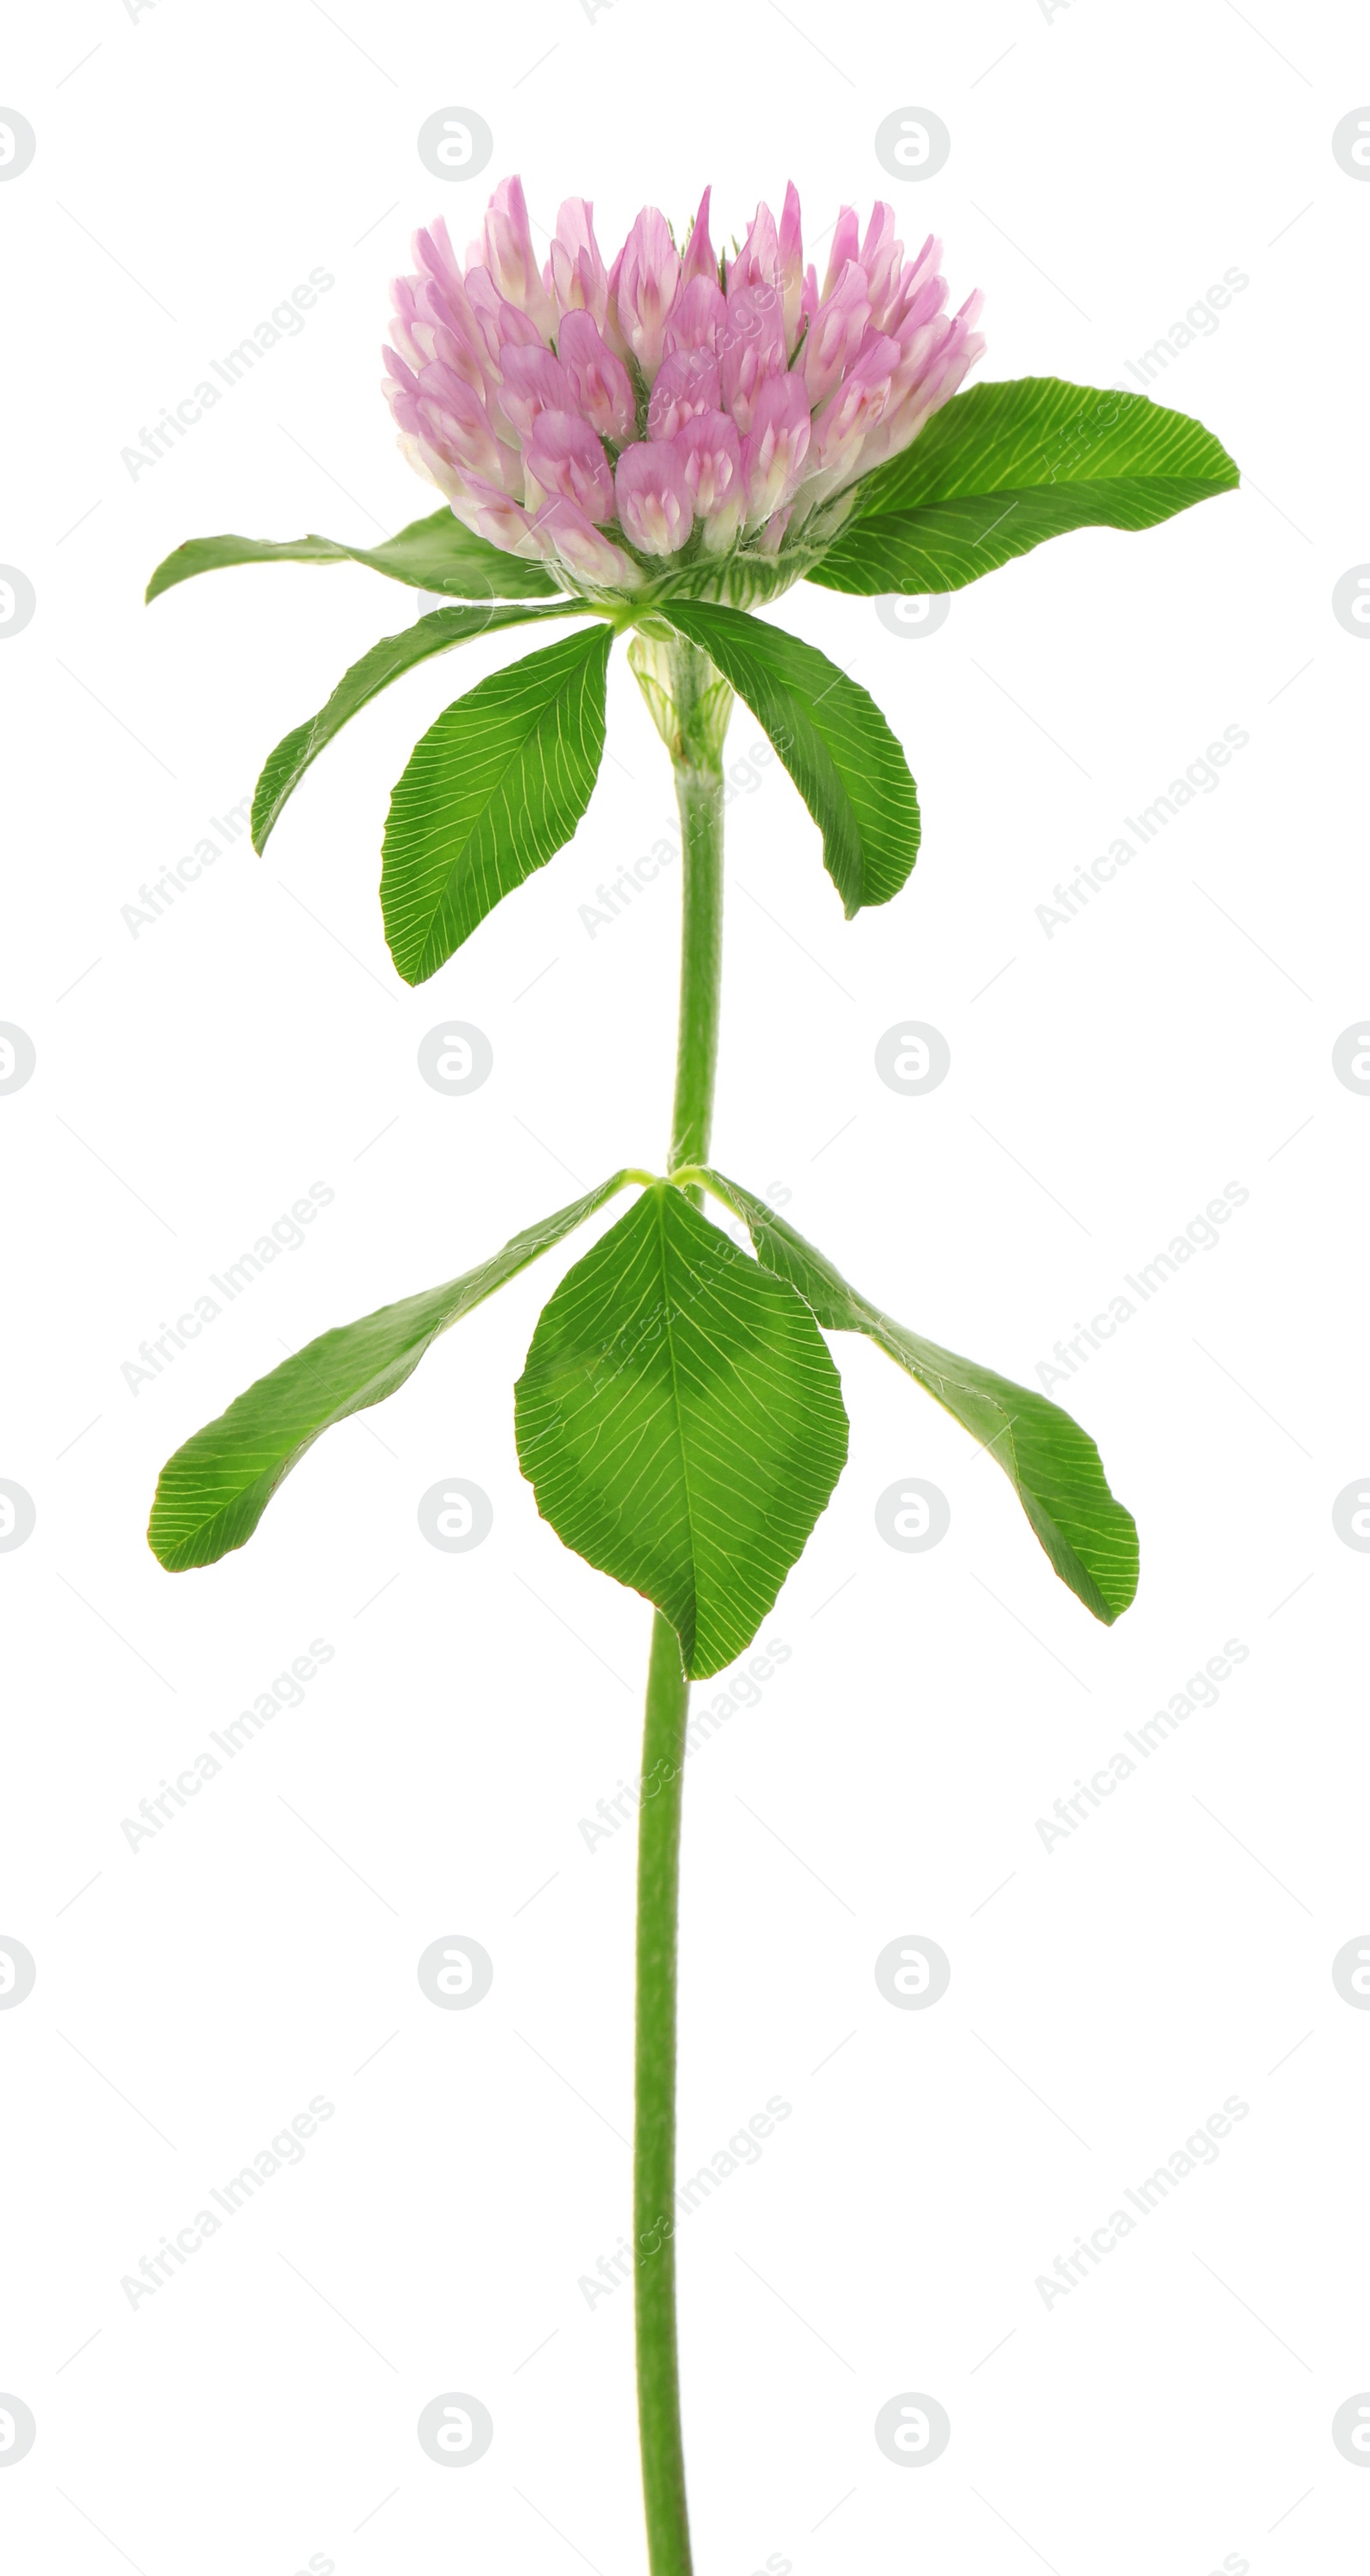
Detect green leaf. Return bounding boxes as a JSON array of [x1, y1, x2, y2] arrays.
[[514, 1183, 849, 1678], [148, 1173, 634, 1572], [658, 600, 920, 916], [704, 1170, 1137, 1624], [146, 509, 562, 605], [381, 622, 612, 985], [251, 601, 575, 853], [809, 378, 1240, 597]]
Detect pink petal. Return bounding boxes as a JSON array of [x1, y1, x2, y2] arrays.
[[453, 477, 550, 559], [778, 181, 805, 350], [739, 372, 811, 530], [397, 367, 516, 492], [647, 348, 722, 440], [550, 198, 610, 328], [524, 408, 616, 524], [680, 185, 716, 286], [808, 329, 900, 484], [718, 277, 789, 432], [801, 258, 872, 407], [615, 439, 693, 555], [821, 209, 861, 300], [673, 411, 744, 550], [477, 175, 556, 338], [498, 342, 577, 440], [611, 206, 682, 380], [736, 200, 780, 291], [557, 310, 636, 442], [664, 274, 727, 356], [857, 202, 904, 330], [462, 265, 508, 361], [533, 494, 641, 589]]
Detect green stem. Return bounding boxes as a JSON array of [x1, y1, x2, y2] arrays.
[[634, 1609, 694, 2574], [667, 738, 726, 1179], [632, 634, 730, 2576]]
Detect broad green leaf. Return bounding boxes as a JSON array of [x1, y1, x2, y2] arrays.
[[704, 1170, 1137, 1624], [658, 601, 920, 916], [146, 509, 562, 605], [514, 1183, 849, 1678], [251, 601, 576, 852], [148, 1173, 634, 1572], [809, 378, 1239, 597], [381, 623, 612, 985]]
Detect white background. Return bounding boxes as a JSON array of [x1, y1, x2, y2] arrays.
[[2, 3, 1367, 2571]]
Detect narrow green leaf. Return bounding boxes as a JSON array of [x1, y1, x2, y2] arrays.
[[515, 1184, 849, 1678], [381, 623, 612, 985], [809, 378, 1239, 597], [658, 600, 920, 916], [704, 1170, 1138, 1624], [251, 601, 575, 853], [146, 509, 562, 605], [148, 1173, 634, 1572]]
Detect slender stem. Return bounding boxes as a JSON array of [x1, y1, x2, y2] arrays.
[[634, 1609, 694, 2574], [633, 634, 730, 2575], [668, 754, 725, 1177]]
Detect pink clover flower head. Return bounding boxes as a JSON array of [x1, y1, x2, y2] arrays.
[[384, 180, 984, 599]]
